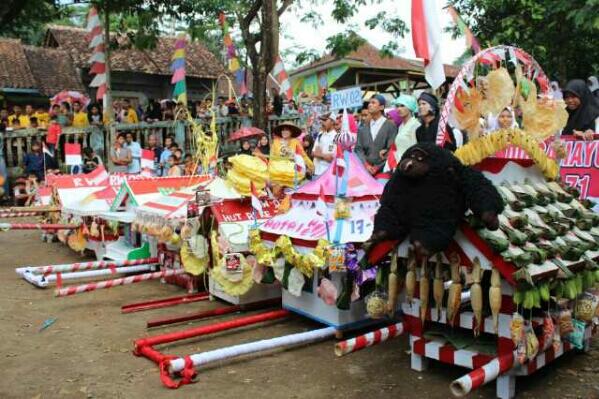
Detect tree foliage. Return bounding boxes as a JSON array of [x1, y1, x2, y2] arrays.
[[449, 0, 599, 81], [0, 0, 69, 44]]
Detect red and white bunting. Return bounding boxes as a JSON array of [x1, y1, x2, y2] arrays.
[[272, 56, 293, 99], [86, 6, 106, 100]]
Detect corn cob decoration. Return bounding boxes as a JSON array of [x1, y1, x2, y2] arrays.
[[447, 254, 462, 326], [420, 258, 430, 323], [433, 255, 444, 321], [471, 257, 483, 336], [489, 268, 502, 333], [387, 251, 400, 317], [405, 251, 417, 304]]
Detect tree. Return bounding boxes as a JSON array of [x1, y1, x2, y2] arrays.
[[0, 0, 70, 44], [184, 0, 408, 129], [449, 0, 599, 82]]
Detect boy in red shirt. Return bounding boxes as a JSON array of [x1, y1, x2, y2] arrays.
[[46, 115, 62, 155]]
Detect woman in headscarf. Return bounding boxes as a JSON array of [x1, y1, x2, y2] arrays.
[[588, 76, 599, 101], [562, 79, 599, 139], [239, 139, 253, 155], [486, 106, 519, 133], [392, 94, 420, 160], [253, 135, 271, 160], [416, 92, 463, 151]]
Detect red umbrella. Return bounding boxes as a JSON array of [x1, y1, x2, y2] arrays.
[[228, 127, 266, 142]]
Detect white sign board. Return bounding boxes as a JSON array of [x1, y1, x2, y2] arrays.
[[330, 87, 363, 110]]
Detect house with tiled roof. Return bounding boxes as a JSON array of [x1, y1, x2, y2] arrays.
[[0, 38, 84, 105], [43, 25, 226, 104], [290, 40, 459, 97], [0, 25, 226, 106]]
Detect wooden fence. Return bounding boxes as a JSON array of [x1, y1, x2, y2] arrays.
[[2, 115, 300, 177]]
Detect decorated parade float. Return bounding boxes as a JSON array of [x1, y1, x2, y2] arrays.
[[345, 46, 599, 399], [250, 144, 385, 331]]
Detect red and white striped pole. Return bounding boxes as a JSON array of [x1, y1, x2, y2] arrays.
[[334, 322, 405, 357], [55, 269, 184, 297], [17, 257, 159, 276], [0, 223, 79, 231], [449, 351, 516, 397], [0, 211, 41, 218]]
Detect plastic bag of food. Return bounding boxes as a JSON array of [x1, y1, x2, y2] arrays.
[[525, 323, 539, 361], [541, 313, 555, 351], [575, 292, 599, 322], [565, 319, 586, 349], [511, 312, 525, 345], [558, 308, 574, 336]]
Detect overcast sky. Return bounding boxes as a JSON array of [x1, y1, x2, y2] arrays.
[[279, 0, 466, 66]]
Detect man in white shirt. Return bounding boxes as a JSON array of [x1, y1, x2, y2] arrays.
[[125, 132, 142, 174], [312, 112, 337, 176]]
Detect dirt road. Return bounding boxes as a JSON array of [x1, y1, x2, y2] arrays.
[[0, 224, 598, 398]]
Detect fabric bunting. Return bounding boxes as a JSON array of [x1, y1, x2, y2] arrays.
[[170, 34, 188, 105], [86, 6, 106, 101]]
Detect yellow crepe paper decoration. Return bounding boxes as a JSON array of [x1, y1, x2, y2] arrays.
[[453, 87, 483, 139], [522, 97, 569, 141], [269, 159, 305, 187], [248, 229, 329, 278], [455, 128, 559, 179], [228, 154, 269, 183], [210, 255, 254, 296], [484, 67, 515, 116], [180, 241, 208, 276]]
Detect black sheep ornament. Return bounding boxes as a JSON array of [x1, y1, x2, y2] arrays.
[[364, 143, 504, 260]]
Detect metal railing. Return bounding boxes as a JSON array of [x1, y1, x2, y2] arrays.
[[2, 115, 300, 177]]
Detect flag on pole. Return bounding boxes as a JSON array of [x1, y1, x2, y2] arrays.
[[294, 145, 306, 175], [316, 184, 327, 217], [170, 34, 188, 105], [42, 143, 54, 158], [141, 149, 155, 170], [334, 144, 346, 177], [64, 143, 82, 166], [412, 0, 445, 89], [250, 181, 263, 217], [446, 5, 481, 54], [272, 56, 293, 99], [86, 6, 106, 101]]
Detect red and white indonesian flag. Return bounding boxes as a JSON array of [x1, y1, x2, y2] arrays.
[[334, 143, 346, 177], [65, 143, 82, 166], [86, 165, 109, 185], [250, 181, 263, 217], [141, 149, 155, 170], [383, 142, 399, 173], [412, 0, 445, 89], [316, 184, 328, 217], [272, 55, 293, 99], [294, 145, 306, 175]]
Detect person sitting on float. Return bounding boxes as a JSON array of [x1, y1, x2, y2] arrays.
[[561, 79, 599, 141], [485, 106, 519, 133], [270, 122, 314, 172]]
